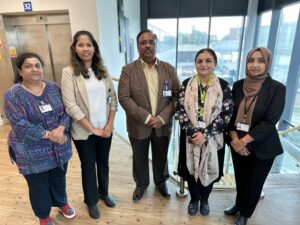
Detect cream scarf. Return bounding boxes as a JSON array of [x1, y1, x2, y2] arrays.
[[184, 75, 224, 186]]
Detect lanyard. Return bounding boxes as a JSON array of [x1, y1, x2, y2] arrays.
[[196, 75, 212, 118], [243, 95, 257, 122]]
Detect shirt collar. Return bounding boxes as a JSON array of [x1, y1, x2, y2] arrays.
[[140, 58, 158, 68]]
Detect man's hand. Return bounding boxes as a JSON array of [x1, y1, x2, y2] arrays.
[[147, 116, 163, 129]]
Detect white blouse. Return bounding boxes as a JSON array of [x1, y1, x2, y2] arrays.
[[84, 68, 107, 129]]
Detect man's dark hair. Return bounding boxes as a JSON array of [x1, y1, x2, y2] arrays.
[[136, 29, 157, 43]]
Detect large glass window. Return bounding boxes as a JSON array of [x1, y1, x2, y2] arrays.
[[272, 3, 300, 85], [210, 16, 244, 86], [177, 18, 209, 82], [256, 11, 272, 47], [147, 19, 177, 66]]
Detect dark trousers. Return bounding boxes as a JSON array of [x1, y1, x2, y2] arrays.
[[129, 130, 170, 188], [73, 134, 112, 206], [23, 163, 68, 218], [231, 149, 274, 218], [186, 172, 214, 202]]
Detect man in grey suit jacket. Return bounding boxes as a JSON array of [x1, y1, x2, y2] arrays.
[[118, 30, 180, 202]]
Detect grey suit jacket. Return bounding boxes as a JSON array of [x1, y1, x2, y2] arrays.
[[118, 59, 180, 139], [61, 66, 117, 140]]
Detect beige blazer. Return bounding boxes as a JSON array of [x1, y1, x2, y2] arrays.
[[61, 66, 117, 140], [118, 59, 180, 139]]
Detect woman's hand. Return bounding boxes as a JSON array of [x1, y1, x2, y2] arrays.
[[231, 139, 251, 156], [230, 139, 244, 153], [103, 123, 113, 138], [48, 125, 68, 144], [237, 147, 251, 156], [91, 127, 104, 137], [191, 132, 206, 146]]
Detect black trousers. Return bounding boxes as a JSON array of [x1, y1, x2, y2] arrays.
[[73, 134, 112, 206], [129, 130, 170, 188], [231, 149, 275, 218], [186, 173, 214, 202], [23, 163, 68, 218]]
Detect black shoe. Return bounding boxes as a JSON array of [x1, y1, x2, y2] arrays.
[[88, 205, 100, 219], [100, 195, 116, 208], [188, 200, 199, 216], [157, 182, 171, 198], [224, 204, 239, 215], [132, 186, 145, 202], [234, 215, 248, 225], [200, 200, 210, 216]]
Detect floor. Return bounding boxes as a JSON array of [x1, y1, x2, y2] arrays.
[[0, 125, 299, 225]]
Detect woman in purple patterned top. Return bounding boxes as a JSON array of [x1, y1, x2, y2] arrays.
[[4, 52, 75, 225]]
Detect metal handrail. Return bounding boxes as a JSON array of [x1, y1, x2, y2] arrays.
[[111, 76, 119, 82], [279, 125, 300, 136]]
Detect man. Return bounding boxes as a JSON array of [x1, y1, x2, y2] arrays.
[[118, 29, 180, 202]]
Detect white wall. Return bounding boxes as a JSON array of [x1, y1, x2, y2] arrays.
[[97, 0, 140, 77], [0, 0, 100, 40]]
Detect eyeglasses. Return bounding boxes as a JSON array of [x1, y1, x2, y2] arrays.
[[138, 40, 156, 46], [247, 58, 265, 64], [196, 58, 214, 64]]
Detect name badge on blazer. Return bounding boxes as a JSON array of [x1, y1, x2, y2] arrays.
[[107, 96, 112, 104], [237, 123, 249, 132], [163, 79, 172, 97], [163, 90, 172, 97]]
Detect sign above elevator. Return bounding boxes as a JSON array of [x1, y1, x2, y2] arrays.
[[23, 1, 33, 12]]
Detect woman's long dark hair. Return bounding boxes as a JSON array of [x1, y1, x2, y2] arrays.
[[70, 30, 107, 79]]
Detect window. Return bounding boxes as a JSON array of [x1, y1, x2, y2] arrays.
[[210, 16, 244, 85], [256, 11, 272, 47], [147, 19, 177, 66], [177, 18, 209, 81], [272, 3, 300, 85]]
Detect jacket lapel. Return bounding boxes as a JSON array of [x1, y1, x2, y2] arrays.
[[136, 60, 151, 104], [156, 60, 165, 107], [251, 76, 271, 126], [75, 75, 89, 109]]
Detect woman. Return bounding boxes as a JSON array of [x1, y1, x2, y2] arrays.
[[224, 47, 286, 225], [176, 48, 233, 216], [61, 30, 117, 219], [4, 52, 75, 225]]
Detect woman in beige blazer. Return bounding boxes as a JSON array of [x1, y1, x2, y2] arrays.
[[61, 30, 117, 219]]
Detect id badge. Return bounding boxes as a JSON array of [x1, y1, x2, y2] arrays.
[[237, 123, 249, 132], [39, 104, 52, 113], [107, 96, 112, 104], [198, 121, 206, 128], [163, 90, 172, 97]]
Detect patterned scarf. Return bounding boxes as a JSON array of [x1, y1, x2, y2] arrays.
[[184, 74, 223, 186]]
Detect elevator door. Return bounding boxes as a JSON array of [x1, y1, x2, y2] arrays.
[[4, 14, 71, 85]]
